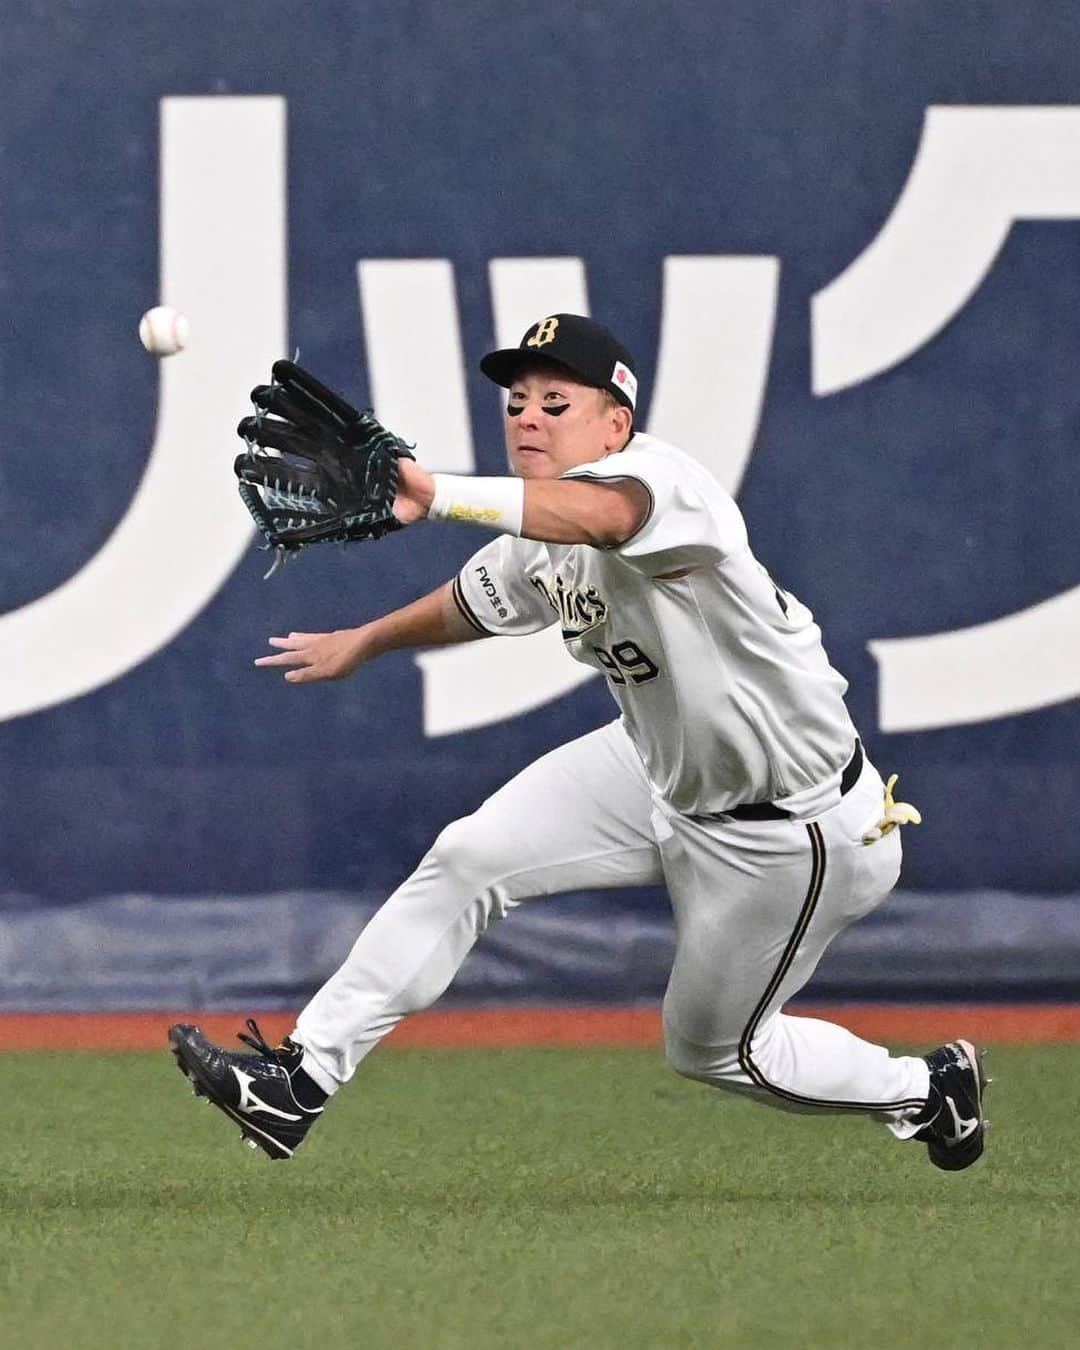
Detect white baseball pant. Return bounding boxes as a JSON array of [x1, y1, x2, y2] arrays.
[[294, 720, 930, 1134]]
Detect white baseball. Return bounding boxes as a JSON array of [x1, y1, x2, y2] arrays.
[[138, 305, 189, 357]]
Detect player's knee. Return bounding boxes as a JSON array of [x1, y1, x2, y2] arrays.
[[427, 814, 507, 890], [663, 1016, 742, 1085], [663, 1021, 711, 1082], [665, 1041, 708, 1083]]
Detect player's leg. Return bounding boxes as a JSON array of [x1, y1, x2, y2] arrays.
[[172, 718, 661, 1155], [659, 757, 933, 1130], [293, 718, 662, 1089]]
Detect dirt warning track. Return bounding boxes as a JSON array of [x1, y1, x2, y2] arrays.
[[2, 1004, 1079, 1050]]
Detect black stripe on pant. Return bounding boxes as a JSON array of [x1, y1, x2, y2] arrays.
[[736, 822, 926, 1113]]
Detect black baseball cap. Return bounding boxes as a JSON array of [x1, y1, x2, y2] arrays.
[[480, 314, 639, 413]]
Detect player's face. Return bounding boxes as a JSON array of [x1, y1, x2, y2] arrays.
[[504, 368, 628, 478]]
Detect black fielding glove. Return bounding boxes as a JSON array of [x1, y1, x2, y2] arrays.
[[234, 359, 414, 575]]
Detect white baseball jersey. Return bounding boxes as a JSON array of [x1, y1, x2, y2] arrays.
[[453, 432, 858, 818], [297, 438, 930, 1132]]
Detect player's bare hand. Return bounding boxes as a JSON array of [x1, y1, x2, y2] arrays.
[[392, 456, 436, 526], [254, 630, 370, 683]]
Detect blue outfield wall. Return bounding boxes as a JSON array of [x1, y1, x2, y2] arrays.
[[2, 2, 1080, 1009], [2, 890, 1080, 1013]]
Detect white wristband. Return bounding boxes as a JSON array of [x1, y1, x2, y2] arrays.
[[428, 474, 525, 536]]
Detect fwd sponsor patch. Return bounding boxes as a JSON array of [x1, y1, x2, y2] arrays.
[[475, 564, 511, 620]]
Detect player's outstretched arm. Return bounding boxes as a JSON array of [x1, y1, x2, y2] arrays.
[[518, 477, 647, 547], [394, 457, 648, 547], [254, 580, 487, 684]]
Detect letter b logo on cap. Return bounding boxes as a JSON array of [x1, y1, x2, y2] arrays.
[[526, 316, 560, 348]]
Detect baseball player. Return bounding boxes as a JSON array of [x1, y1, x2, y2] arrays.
[[170, 314, 989, 1170]]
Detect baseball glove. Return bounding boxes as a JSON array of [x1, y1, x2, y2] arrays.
[[234, 359, 414, 575]]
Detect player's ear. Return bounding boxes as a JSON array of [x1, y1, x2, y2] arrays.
[[606, 402, 633, 450]]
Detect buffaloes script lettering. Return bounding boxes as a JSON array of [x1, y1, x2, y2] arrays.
[[525, 317, 560, 348], [530, 575, 608, 639]]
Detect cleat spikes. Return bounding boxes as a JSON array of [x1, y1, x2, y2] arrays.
[[244, 1136, 259, 1151]]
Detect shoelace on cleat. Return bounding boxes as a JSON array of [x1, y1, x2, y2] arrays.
[[236, 1017, 279, 1058], [235, 1017, 303, 1071]]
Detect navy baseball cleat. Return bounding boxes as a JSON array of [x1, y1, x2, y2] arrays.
[[913, 1039, 990, 1171], [168, 1019, 326, 1160]]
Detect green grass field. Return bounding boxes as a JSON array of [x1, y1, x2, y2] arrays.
[[0, 1045, 1076, 1349]]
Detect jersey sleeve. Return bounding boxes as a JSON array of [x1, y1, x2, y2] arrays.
[[453, 534, 559, 636], [561, 439, 747, 574]]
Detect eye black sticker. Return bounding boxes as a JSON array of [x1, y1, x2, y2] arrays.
[[506, 401, 570, 417]]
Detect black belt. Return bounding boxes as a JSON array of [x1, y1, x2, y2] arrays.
[[723, 740, 863, 822]]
